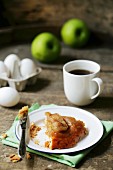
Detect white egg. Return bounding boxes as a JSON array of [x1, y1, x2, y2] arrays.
[[0, 87, 20, 107], [0, 61, 10, 77], [20, 58, 37, 77], [4, 54, 20, 77]]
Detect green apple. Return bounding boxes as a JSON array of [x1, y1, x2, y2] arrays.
[[31, 32, 61, 63], [61, 18, 90, 48]]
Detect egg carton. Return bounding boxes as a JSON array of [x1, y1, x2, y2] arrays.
[[0, 67, 42, 91]]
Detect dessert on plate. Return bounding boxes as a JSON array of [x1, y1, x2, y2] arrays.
[[45, 112, 88, 149], [29, 112, 88, 150]]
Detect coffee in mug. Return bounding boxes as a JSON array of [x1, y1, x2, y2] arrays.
[[63, 60, 103, 106]]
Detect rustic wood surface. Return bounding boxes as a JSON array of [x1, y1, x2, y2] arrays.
[[0, 43, 113, 170]]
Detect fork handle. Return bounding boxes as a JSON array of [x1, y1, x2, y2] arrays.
[[18, 129, 26, 158]]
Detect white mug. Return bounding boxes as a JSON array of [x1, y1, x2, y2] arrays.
[[63, 60, 103, 106]]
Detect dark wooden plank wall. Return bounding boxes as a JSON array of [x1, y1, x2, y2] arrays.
[[0, 0, 113, 44]]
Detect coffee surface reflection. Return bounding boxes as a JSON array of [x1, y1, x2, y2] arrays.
[[69, 69, 93, 75]]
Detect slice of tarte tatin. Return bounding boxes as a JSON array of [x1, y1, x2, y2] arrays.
[[45, 112, 88, 150]]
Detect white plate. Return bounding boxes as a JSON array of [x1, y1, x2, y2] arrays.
[[15, 106, 103, 154]]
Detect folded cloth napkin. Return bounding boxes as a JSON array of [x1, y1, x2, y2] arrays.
[[0, 103, 113, 167]]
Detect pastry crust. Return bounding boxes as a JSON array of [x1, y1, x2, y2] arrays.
[[45, 112, 88, 150]]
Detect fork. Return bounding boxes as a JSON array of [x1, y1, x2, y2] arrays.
[[18, 116, 27, 159]]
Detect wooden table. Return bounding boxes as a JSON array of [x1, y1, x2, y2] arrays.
[[0, 43, 113, 170]]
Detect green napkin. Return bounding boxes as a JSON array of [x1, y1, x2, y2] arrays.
[[0, 103, 113, 167]]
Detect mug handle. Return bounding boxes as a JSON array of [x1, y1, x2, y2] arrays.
[[91, 77, 103, 100]]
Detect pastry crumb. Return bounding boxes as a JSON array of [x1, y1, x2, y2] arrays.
[[18, 106, 28, 119], [10, 154, 21, 163], [1, 133, 7, 139], [29, 122, 41, 138], [34, 139, 39, 144], [45, 141, 50, 148], [26, 152, 31, 159]]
